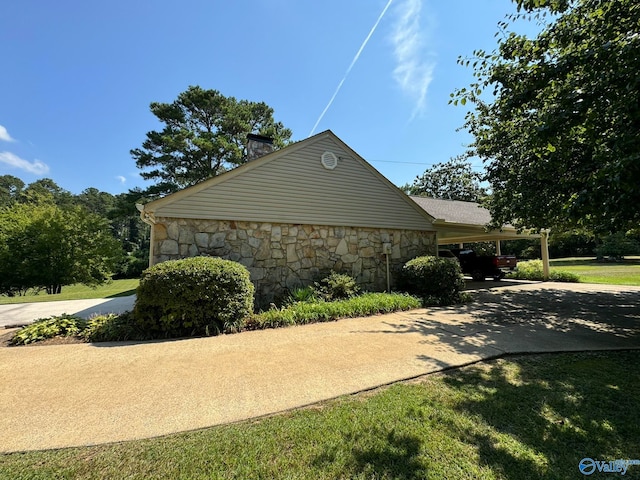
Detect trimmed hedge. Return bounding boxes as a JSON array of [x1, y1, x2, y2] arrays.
[[133, 257, 254, 338], [399, 256, 465, 305]]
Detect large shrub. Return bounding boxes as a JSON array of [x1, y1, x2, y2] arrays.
[[313, 271, 359, 301], [400, 256, 465, 305], [134, 257, 254, 338], [507, 259, 579, 283]]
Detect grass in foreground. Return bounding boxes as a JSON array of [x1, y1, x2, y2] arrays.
[[550, 257, 640, 286], [1, 351, 637, 479], [0, 279, 139, 305]]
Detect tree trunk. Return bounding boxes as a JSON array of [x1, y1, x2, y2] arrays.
[[46, 284, 62, 294]]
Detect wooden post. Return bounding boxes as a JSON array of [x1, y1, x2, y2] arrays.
[[496, 240, 501, 255], [541, 229, 550, 280]]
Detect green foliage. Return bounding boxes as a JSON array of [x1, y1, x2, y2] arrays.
[[131, 85, 293, 196], [0, 175, 25, 207], [113, 251, 149, 279], [18, 178, 75, 208], [549, 229, 596, 258], [453, 0, 640, 233], [549, 270, 581, 283], [314, 272, 359, 301], [247, 293, 421, 330], [134, 257, 254, 338], [285, 286, 318, 306], [595, 232, 640, 260], [402, 155, 487, 202], [10, 314, 86, 345], [507, 259, 580, 282], [399, 256, 465, 305], [81, 312, 142, 342], [0, 201, 122, 296], [0, 177, 150, 283], [508, 260, 547, 280]]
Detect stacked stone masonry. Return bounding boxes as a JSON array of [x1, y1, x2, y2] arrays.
[[153, 218, 436, 306]]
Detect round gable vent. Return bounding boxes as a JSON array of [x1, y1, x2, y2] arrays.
[[321, 151, 338, 170]]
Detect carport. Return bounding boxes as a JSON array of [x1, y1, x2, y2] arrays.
[[410, 196, 551, 278]]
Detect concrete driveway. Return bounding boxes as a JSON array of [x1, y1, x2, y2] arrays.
[[0, 282, 638, 453], [0, 296, 136, 328]]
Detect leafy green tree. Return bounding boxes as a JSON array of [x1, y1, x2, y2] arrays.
[[19, 178, 75, 207], [0, 175, 25, 207], [595, 232, 640, 260], [452, 0, 640, 233], [402, 156, 487, 202], [75, 187, 116, 217], [131, 86, 293, 196], [0, 202, 122, 295], [109, 188, 151, 278]]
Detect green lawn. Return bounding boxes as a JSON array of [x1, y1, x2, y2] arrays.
[[0, 279, 139, 305], [550, 257, 640, 286], [1, 351, 638, 479]]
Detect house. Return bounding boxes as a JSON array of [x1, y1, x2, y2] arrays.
[[137, 130, 548, 306], [138, 131, 439, 305]]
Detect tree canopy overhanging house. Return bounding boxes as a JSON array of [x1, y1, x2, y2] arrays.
[[452, 0, 640, 234]]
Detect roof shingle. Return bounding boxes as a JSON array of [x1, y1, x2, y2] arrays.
[[409, 196, 492, 226]]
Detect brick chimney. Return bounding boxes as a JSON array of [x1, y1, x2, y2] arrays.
[[246, 133, 274, 162]]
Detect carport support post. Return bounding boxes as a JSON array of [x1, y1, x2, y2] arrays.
[[495, 240, 501, 255], [541, 229, 550, 280]]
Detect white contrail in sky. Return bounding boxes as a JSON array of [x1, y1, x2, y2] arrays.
[[309, 0, 394, 137]]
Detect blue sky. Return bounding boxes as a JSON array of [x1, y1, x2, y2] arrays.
[[1, 0, 538, 195]]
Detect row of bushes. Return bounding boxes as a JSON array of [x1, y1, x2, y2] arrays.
[[10, 292, 423, 346], [248, 293, 421, 330], [11, 254, 466, 345]]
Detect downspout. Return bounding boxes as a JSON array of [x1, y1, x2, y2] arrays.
[[136, 204, 157, 267]]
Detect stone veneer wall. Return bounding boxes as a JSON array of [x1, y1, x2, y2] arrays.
[[153, 217, 436, 306]]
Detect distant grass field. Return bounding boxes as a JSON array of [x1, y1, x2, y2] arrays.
[[550, 257, 640, 286], [0, 279, 139, 305]]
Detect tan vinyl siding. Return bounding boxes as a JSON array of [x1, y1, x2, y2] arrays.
[[154, 135, 433, 231]]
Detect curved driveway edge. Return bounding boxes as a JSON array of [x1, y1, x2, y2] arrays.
[[0, 296, 136, 328], [0, 282, 638, 453]]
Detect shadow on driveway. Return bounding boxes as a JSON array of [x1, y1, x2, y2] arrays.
[[376, 286, 640, 368]]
